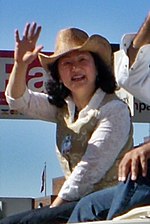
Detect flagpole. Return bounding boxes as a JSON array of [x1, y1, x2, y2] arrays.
[[44, 161, 47, 197], [149, 123, 150, 139]]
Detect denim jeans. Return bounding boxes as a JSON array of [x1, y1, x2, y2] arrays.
[[2, 165, 150, 224], [107, 160, 150, 219], [68, 160, 150, 223], [0, 202, 77, 224], [68, 186, 116, 222]]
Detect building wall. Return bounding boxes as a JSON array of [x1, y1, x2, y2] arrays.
[[52, 176, 65, 195], [0, 197, 34, 218], [0, 176, 65, 218], [34, 196, 52, 208], [34, 176, 65, 208]]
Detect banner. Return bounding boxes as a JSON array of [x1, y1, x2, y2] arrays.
[[0, 50, 48, 119], [0, 50, 149, 122], [132, 98, 150, 123]]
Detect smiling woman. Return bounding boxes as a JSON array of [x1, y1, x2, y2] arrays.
[[57, 51, 97, 103], [3, 23, 132, 223]]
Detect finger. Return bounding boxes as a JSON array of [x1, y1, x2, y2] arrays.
[[29, 22, 37, 38], [33, 25, 42, 43], [15, 29, 20, 43], [140, 156, 147, 177], [34, 45, 43, 55], [23, 23, 30, 39], [131, 158, 139, 180], [118, 160, 130, 181], [31, 45, 44, 60]]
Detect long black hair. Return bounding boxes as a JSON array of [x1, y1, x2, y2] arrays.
[[45, 52, 117, 108]]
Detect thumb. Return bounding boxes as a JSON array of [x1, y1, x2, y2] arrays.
[[33, 45, 43, 56]]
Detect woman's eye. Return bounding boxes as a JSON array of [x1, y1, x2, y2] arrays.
[[79, 57, 87, 62], [62, 61, 71, 66], [80, 59, 84, 62]]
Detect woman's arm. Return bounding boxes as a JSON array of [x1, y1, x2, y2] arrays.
[[5, 22, 43, 99], [57, 100, 131, 202], [5, 23, 58, 121]]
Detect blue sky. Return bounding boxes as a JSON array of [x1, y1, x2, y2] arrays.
[[0, 0, 150, 198]]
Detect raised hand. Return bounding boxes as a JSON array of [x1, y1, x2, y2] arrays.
[[14, 22, 43, 65]]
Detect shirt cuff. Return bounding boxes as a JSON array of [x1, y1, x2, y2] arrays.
[[5, 88, 30, 110], [120, 33, 136, 51]]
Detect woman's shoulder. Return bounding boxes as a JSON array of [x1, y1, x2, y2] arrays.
[[101, 93, 126, 106], [100, 93, 130, 114]]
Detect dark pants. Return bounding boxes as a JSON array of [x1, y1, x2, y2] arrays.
[[0, 201, 77, 224], [68, 160, 150, 223]]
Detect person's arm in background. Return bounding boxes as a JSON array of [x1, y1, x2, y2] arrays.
[[128, 12, 150, 67], [118, 141, 150, 181], [116, 12, 150, 181], [115, 12, 150, 105]]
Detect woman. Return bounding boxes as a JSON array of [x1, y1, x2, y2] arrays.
[[68, 12, 150, 223], [3, 23, 132, 223]]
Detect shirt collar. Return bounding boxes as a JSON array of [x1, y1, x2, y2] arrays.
[[65, 88, 106, 121]]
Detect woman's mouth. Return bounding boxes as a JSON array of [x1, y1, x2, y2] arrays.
[[71, 74, 85, 81]]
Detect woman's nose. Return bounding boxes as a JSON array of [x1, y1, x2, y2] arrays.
[[72, 62, 79, 71]]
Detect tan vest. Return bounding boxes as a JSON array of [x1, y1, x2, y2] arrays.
[[56, 93, 133, 192]]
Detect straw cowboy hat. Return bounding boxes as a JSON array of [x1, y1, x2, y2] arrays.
[[38, 27, 112, 72]]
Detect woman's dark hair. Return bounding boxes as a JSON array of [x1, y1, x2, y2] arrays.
[[45, 61, 70, 108], [45, 52, 117, 108], [91, 52, 117, 93]]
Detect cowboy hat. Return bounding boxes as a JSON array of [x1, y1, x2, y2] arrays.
[[38, 27, 112, 72]]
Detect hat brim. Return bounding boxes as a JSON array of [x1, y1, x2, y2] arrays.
[[38, 34, 112, 72]]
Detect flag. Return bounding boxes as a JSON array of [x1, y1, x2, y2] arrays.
[[40, 163, 46, 193]]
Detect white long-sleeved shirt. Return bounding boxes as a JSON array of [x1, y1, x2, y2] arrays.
[[5, 88, 131, 201], [115, 33, 150, 105]]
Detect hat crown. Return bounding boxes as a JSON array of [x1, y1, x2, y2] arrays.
[[38, 27, 112, 71], [54, 28, 89, 55]]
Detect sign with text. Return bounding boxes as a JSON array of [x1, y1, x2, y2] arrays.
[[132, 98, 150, 123], [116, 88, 134, 116], [116, 89, 150, 123], [0, 50, 48, 119], [0, 50, 149, 123]]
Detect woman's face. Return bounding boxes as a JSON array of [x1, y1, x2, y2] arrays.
[[58, 50, 97, 96]]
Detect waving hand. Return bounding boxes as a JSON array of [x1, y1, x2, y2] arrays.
[[14, 22, 43, 65]]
